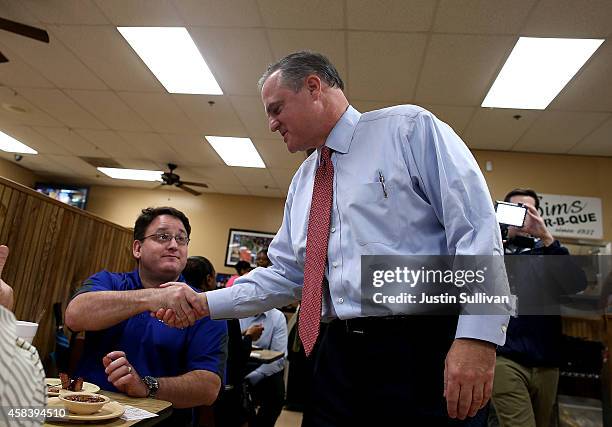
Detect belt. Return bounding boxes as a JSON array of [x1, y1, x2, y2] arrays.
[[329, 316, 413, 335]]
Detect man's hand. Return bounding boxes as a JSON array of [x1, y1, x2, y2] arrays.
[[520, 205, 554, 246], [244, 324, 264, 341], [0, 245, 14, 310], [148, 283, 207, 328], [151, 286, 210, 329], [444, 338, 496, 420], [103, 351, 147, 398]]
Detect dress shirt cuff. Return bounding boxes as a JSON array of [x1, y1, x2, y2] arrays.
[[455, 315, 509, 346], [206, 287, 236, 320]]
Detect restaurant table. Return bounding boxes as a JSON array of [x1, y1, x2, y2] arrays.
[[44, 390, 172, 427], [249, 349, 284, 364]]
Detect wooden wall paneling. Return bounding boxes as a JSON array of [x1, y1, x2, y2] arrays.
[[0, 185, 14, 243]]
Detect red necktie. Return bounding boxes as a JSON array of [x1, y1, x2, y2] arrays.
[[299, 146, 334, 357]]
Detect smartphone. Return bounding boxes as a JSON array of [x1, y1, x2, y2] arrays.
[[495, 201, 527, 227]]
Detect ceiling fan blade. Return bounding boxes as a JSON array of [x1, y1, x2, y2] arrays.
[[0, 51, 8, 63], [177, 184, 201, 196], [0, 18, 49, 43], [180, 180, 209, 188]]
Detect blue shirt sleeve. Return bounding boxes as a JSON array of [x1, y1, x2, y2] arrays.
[[185, 318, 228, 380]]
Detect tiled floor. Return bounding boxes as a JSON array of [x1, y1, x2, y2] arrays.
[[275, 409, 303, 426]]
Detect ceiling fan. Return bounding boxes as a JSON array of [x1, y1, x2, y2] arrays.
[[0, 17, 49, 63], [158, 163, 208, 196]]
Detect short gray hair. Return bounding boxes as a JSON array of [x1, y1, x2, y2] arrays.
[[258, 51, 344, 92]]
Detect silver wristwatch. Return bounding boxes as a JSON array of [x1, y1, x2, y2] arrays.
[[142, 376, 159, 398]]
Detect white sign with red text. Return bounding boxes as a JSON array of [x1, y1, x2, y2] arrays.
[[538, 193, 603, 240]]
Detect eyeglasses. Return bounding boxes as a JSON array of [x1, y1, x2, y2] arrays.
[[142, 232, 190, 246]]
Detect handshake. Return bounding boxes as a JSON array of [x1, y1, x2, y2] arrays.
[[148, 282, 211, 328]]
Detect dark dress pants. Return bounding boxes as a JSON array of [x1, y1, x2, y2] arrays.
[[301, 316, 489, 427], [250, 370, 285, 427]]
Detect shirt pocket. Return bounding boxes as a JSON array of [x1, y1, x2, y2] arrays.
[[345, 182, 399, 246]]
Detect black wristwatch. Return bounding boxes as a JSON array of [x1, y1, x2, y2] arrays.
[[142, 376, 159, 398]]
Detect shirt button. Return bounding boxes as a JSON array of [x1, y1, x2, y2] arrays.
[[331, 227, 336, 233], [332, 261, 338, 267], [338, 297, 344, 304], [501, 325, 507, 333]]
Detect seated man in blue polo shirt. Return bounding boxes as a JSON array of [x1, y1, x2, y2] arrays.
[[65, 207, 227, 425]]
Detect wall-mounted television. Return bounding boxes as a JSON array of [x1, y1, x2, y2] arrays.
[[34, 183, 89, 210]]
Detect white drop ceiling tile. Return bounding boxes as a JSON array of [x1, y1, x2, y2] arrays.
[[65, 90, 152, 132], [45, 154, 97, 176], [0, 88, 61, 127], [174, 0, 263, 27], [348, 32, 427, 102], [568, 118, 612, 156], [420, 104, 477, 135], [117, 159, 163, 170], [246, 186, 282, 198], [549, 40, 612, 112], [172, 95, 247, 136], [13, 154, 68, 175], [76, 129, 144, 158], [267, 30, 347, 77], [415, 34, 515, 106], [161, 133, 224, 167], [462, 108, 541, 150], [210, 184, 248, 196], [187, 165, 243, 187], [20, 0, 110, 24], [31, 126, 103, 157], [117, 131, 178, 162], [258, 0, 344, 29], [433, 0, 536, 34], [0, 0, 40, 23], [189, 28, 273, 96], [17, 88, 107, 129], [252, 139, 305, 169], [351, 100, 397, 112], [0, 42, 54, 88], [117, 92, 198, 134], [513, 111, 611, 153], [522, 0, 612, 38], [230, 96, 275, 139], [233, 168, 276, 187], [94, 0, 184, 26], [50, 25, 164, 92], [347, 0, 435, 31], [0, 28, 106, 90], [269, 168, 297, 191], [0, 125, 69, 155]]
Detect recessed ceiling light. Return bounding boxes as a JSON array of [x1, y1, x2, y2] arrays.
[[97, 167, 162, 181], [482, 37, 604, 110], [0, 131, 37, 154], [205, 136, 265, 168], [117, 27, 223, 95]]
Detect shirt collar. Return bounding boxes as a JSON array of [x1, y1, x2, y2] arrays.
[[320, 105, 361, 155]]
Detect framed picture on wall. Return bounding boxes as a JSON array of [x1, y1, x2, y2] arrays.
[[225, 228, 276, 268]]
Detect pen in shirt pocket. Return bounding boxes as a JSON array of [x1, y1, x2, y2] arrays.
[[378, 170, 388, 199]]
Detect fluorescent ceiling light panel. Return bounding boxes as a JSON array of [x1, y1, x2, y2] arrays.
[[97, 167, 163, 181], [117, 26, 223, 95], [205, 136, 265, 168], [0, 131, 37, 154], [482, 37, 604, 109]]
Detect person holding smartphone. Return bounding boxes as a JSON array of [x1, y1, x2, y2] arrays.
[[491, 189, 587, 427]]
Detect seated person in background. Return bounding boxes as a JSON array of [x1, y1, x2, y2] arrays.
[[240, 306, 288, 427], [255, 249, 271, 268], [0, 245, 46, 427], [183, 255, 262, 427], [225, 260, 252, 288], [65, 207, 227, 426]]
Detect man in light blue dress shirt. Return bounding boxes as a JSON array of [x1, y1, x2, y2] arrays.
[[156, 51, 509, 426]]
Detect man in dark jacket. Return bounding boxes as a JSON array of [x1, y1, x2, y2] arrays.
[[491, 189, 587, 427]]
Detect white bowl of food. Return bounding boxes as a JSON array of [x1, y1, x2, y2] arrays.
[[59, 392, 110, 415]]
